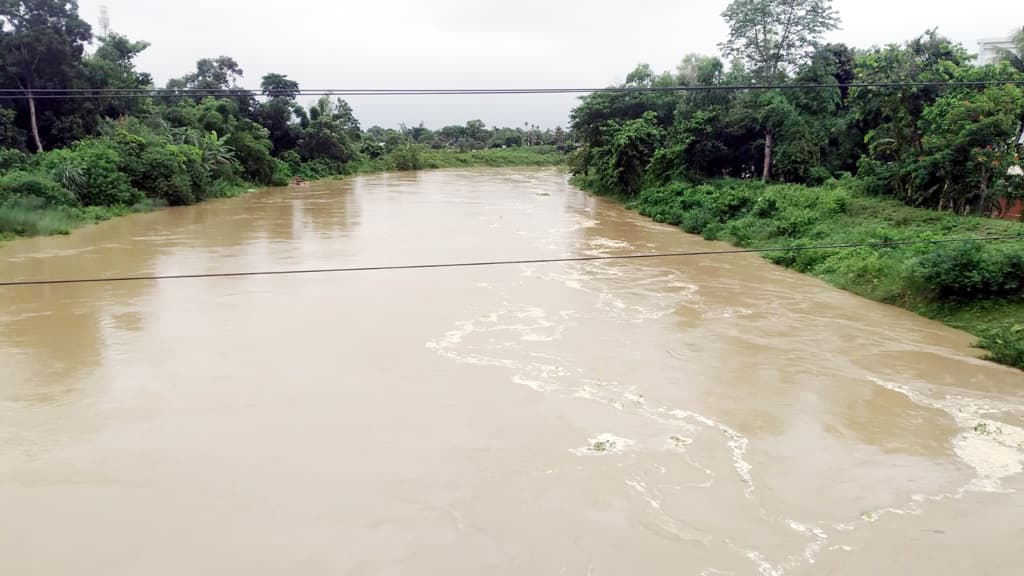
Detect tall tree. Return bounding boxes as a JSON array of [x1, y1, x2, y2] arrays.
[[0, 0, 92, 152], [86, 32, 151, 119], [719, 0, 840, 180], [995, 28, 1024, 72], [257, 73, 301, 154], [260, 73, 299, 99]]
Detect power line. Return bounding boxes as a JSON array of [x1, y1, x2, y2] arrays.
[[1, 234, 1021, 288], [1, 81, 1023, 99]]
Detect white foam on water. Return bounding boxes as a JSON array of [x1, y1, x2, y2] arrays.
[[571, 433, 637, 456], [583, 237, 634, 256], [668, 408, 756, 498], [625, 478, 663, 510], [566, 217, 599, 231], [870, 377, 1024, 493], [744, 550, 784, 576], [701, 307, 755, 320], [828, 545, 854, 552]]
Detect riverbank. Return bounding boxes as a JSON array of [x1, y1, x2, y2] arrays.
[[576, 177, 1024, 370], [349, 145, 565, 173], [0, 147, 564, 241]]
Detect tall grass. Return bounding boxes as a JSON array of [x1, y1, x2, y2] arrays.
[[0, 198, 79, 236], [0, 197, 148, 239]]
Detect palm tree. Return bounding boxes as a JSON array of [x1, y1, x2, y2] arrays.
[[996, 28, 1024, 72], [200, 131, 236, 172]]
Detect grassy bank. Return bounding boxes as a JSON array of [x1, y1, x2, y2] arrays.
[[349, 145, 565, 174], [0, 181, 257, 241], [579, 177, 1024, 369]]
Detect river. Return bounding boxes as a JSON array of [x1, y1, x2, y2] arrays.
[[2, 168, 1023, 575]]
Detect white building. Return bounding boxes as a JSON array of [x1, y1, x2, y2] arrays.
[[978, 30, 1021, 65]]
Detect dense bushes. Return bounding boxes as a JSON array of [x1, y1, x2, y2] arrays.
[[978, 325, 1024, 368], [0, 171, 76, 207], [913, 243, 1024, 301], [64, 141, 141, 206], [389, 144, 426, 171]]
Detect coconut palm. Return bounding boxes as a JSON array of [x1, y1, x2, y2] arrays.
[[996, 28, 1024, 72]]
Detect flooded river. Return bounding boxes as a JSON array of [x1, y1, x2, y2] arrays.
[[2, 168, 1024, 575]]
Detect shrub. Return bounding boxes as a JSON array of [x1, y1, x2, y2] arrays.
[[680, 207, 718, 235], [48, 139, 141, 206], [0, 147, 29, 171], [0, 171, 77, 207], [227, 124, 276, 184], [270, 158, 291, 187], [138, 146, 197, 205], [976, 325, 1024, 369], [912, 243, 1024, 301], [388, 144, 426, 171]]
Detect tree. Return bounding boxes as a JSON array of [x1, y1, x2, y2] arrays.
[[917, 84, 1024, 214], [298, 96, 360, 164], [86, 32, 151, 119], [0, 0, 92, 152], [579, 111, 664, 195], [851, 31, 975, 201], [260, 73, 299, 99], [182, 56, 243, 90], [257, 73, 301, 155], [719, 0, 841, 180], [995, 28, 1024, 73]]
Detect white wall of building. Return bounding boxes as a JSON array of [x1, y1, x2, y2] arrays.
[[978, 28, 1021, 65], [978, 37, 1015, 65]]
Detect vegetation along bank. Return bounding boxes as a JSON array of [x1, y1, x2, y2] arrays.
[[568, 1, 1024, 368], [0, 1, 566, 239]]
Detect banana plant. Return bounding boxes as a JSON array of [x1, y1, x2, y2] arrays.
[[199, 131, 237, 172]]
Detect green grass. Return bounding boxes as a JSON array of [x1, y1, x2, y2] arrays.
[[584, 176, 1024, 370], [0, 180, 263, 242], [0, 197, 143, 238]]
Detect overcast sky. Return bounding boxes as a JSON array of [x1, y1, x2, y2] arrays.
[[77, 0, 1020, 129]]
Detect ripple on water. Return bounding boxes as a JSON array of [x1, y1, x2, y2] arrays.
[[869, 377, 1024, 493], [425, 233, 1024, 576]]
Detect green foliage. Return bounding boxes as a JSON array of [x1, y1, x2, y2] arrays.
[[578, 111, 664, 196], [0, 108, 26, 149], [226, 122, 275, 184], [0, 196, 77, 236], [37, 139, 140, 206], [388, 143, 426, 171], [977, 325, 1024, 368], [0, 170, 76, 206], [0, 146, 28, 170], [912, 243, 1024, 301], [719, 0, 841, 81], [74, 140, 142, 206], [0, 0, 93, 151]]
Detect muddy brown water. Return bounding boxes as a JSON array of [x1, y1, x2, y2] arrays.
[[2, 168, 1023, 575]]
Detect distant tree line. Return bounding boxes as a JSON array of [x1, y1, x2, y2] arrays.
[[0, 0, 567, 212]]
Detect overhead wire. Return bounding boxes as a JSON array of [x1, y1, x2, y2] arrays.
[[2, 234, 1022, 288], [1, 80, 1023, 99], [2, 79, 1022, 288]]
